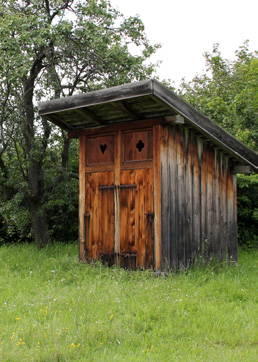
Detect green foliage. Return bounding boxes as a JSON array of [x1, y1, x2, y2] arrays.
[[0, 243, 256, 360], [0, 0, 159, 245], [237, 174, 258, 249], [179, 41, 257, 149], [178, 42, 257, 247]]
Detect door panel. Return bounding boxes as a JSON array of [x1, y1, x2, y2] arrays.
[[120, 169, 154, 268], [87, 134, 114, 165], [84, 129, 154, 269], [123, 130, 153, 161], [85, 172, 114, 260]]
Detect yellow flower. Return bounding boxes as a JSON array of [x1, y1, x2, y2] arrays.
[[110, 314, 114, 320], [15, 317, 21, 320]]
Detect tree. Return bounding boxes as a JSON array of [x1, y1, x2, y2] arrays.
[[179, 41, 257, 149], [178, 42, 257, 247], [0, 0, 159, 247]]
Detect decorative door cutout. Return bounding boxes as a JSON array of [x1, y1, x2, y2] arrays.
[[87, 135, 114, 164], [84, 130, 154, 269]]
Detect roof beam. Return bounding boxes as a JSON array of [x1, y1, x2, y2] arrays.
[[75, 108, 103, 125], [231, 165, 254, 174], [47, 114, 74, 131], [165, 115, 185, 124], [111, 100, 142, 120]]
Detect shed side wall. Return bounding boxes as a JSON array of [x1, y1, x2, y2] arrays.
[[161, 125, 238, 270]]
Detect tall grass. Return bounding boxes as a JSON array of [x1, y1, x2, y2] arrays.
[[0, 243, 256, 361]]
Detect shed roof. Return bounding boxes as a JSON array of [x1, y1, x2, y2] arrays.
[[38, 79, 257, 171]]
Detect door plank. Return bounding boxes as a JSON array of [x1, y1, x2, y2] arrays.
[[79, 136, 86, 260], [85, 172, 115, 260]]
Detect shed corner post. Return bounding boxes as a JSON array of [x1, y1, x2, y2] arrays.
[[79, 135, 86, 260], [153, 125, 163, 271]]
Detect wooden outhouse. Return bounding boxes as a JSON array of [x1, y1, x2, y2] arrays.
[[39, 79, 257, 270]]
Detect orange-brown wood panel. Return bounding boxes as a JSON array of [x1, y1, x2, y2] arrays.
[[114, 131, 121, 257], [79, 136, 86, 260], [87, 134, 115, 164], [120, 168, 153, 268], [85, 172, 115, 260], [123, 129, 153, 161], [153, 125, 162, 270]]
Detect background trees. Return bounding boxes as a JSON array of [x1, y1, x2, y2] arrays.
[[0, 0, 158, 247], [0, 1, 256, 248]]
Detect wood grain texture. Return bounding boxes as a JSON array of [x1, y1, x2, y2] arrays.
[[153, 125, 162, 270], [87, 134, 115, 165], [160, 125, 238, 270], [85, 171, 115, 260], [123, 129, 153, 161], [79, 136, 86, 260], [120, 169, 153, 268], [78, 120, 238, 270]]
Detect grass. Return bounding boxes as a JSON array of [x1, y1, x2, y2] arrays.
[[0, 243, 256, 361]]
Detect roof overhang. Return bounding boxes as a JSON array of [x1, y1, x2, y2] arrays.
[[38, 79, 258, 171]]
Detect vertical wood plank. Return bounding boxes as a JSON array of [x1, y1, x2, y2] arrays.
[[79, 135, 86, 260], [206, 146, 214, 257], [184, 127, 192, 268], [114, 131, 121, 258], [160, 126, 169, 270], [213, 149, 220, 258], [192, 134, 201, 262], [169, 126, 178, 270], [177, 126, 186, 268], [201, 143, 208, 257], [222, 156, 228, 258], [226, 165, 238, 261], [153, 125, 162, 270], [232, 173, 238, 262]]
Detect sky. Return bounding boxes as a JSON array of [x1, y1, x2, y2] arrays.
[[110, 0, 257, 87]]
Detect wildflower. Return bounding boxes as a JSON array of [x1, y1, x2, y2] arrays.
[[110, 314, 114, 320], [15, 317, 21, 320]]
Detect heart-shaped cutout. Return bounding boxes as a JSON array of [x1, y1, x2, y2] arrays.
[[100, 144, 107, 154]]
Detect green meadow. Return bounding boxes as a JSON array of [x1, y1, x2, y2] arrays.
[[0, 243, 256, 361]]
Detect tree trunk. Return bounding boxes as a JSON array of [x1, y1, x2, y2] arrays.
[[29, 201, 50, 249], [23, 57, 50, 248]]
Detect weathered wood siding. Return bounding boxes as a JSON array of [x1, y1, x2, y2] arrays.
[[161, 125, 238, 270]]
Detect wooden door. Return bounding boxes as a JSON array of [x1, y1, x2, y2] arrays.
[[85, 171, 115, 262], [83, 127, 154, 269], [120, 169, 154, 268]]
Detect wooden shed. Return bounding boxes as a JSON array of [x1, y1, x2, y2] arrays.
[[39, 79, 257, 270]]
